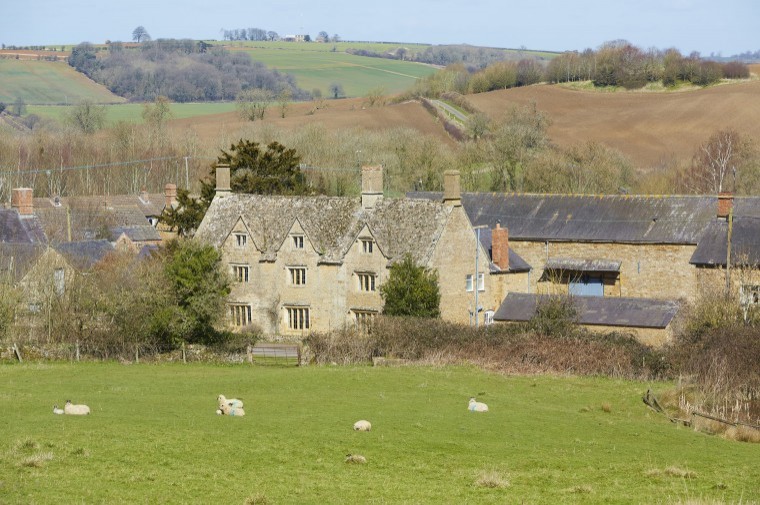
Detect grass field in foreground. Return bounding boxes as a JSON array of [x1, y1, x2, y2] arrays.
[[1, 363, 757, 504], [27, 102, 238, 125], [0, 59, 125, 105]]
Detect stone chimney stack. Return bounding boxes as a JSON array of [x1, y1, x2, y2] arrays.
[[443, 170, 461, 207], [717, 192, 734, 220], [11, 188, 33, 216], [215, 164, 231, 197], [491, 222, 509, 271], [164, 183, 177, 208], [361, 165, 383, 209]]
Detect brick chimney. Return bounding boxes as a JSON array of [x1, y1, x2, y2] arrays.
[[164, 183, 177, 208], [491, 222, 509, 271], [11, 188, 33, 216], [443, 170, 461, 207], [361, 165, 383, 209], [717, 192, 733, 220], [215, 164, 231, 197], [140, 187, 149, 203]]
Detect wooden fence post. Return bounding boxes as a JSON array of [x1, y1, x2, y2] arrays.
[[182, 342, 186, 364], [247, 344, 253, 364], [12, 343, 22, 363], [75, 340, 80, 362], [135, 345, 139, 364]]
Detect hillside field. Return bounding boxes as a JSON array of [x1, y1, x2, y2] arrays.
[[28, 102, 238, 125], [1, 363, 758, 504], [0, 59, 124, 105]]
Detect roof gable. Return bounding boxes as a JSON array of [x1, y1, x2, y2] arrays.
[[0, 209, 46, 244]]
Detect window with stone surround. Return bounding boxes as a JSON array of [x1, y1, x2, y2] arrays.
[[229, 304, 252, 327], [234, 233, 247, 248], [353, 310, 377, 333], [289, 267, 307, 286], [232, 264, 249, 283], [361, 238, 374, 254], [285, 306, 310, 330], [357, 272, 376, 292], [292, 235, 304, 249]]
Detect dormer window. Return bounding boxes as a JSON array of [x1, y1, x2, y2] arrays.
[[292, 235, 304, 249], [235, 233, 247, 247], [361, 238, 374, 254]]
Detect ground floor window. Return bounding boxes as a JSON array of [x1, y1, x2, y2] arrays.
[[229, 304, 252, 327], [286, 306, 310, 330], [353, 310, 377, 333]]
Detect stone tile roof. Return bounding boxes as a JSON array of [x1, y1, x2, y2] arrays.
[[0, 243, 46, 282], [409, 192, 760, 245], [34, 204, 157, 243], [690, 216, 760, 266], [494, 293, 679, 329], [195, 194, 453, 265], [545, 258, 622, 272], [54, 240, 115, 270], [111, 226, 161, 242], [33, 193, 165, 217], [0, 208, 46, 244]]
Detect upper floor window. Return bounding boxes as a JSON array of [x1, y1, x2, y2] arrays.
[[234, 233, 247, 248], [232, 264, 249, 283], [466, 273, 485, 292], [54, 268, 65, 296], [361, 239, 374, 254], [292, 235, 304, 249], [289, 267, 307, 286], [357, 272, 376, 292]]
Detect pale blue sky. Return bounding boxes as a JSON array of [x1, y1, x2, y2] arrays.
[[2, 0, 756, 56]]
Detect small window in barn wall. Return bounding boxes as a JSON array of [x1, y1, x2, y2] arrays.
[[466, 274, 473, 292], [234, 233, 247, 248], [53, 268, 65, 296], [466, 273, 484, 292]]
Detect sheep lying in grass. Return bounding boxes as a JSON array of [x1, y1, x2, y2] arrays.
[[218, 394, 243, 409], [219, 403, 245, 417], [64, 400, 91, 415], [353, 420, 372, 431], [52, 405, 64, 415], [345, 454, 367, 464], [468, 397, 489, 412]]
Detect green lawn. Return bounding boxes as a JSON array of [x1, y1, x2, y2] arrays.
[[0, 59, 124, 105], [28, 102, 237, 125], [1, 363, 757, 504]]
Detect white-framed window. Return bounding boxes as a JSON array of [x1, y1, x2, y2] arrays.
[[357, 272, 376, 292], [54, 268, 65, 296], [361, 238, 374, 254], [484, 310, 495, 326], [289, 267, 307, 286], [466, 273, 485, 292], [234, 233, 247, 248], [353, 310, 377, 333], [229, 304, 252, 327], [286, 306, 310, 330], [292, 235, 304, 249], [232, 264, 249, 283]]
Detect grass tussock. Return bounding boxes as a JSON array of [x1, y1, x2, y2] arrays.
[[474, 469, 510, 489], [564, 485, 593, 494], [19, 452, 53, 468], [601, 403, 612, 413], [12, 437, 39, 452], [723, 425, 760, 444], [646, 466, 697, 479], [244, 493, 270, 505], [70, 447, 90, 457]]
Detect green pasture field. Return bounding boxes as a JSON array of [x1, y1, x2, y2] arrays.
[[236, 46, 437, 97], [27, 102, 237, 125], [1, 363, 757, 504], [0, 59, 124, 105]]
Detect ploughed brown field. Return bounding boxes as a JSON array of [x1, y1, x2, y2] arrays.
[[171, 65, 760, 170]]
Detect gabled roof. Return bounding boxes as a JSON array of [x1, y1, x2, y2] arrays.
[[409, 192, 760, 245], [0, 208, 46, 244], [34, 203, 157, 243], [0, 243, 46, 282], [54, 240, 115, 270], [195, 194, 453, 265], [690, 216, 760, 266], [33, 193, 165, 217], [493, 293, 679, 329], [111, 226, 161, 242]]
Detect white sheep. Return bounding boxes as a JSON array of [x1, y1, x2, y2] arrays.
[[468, 397, 488, 412], [52, 405, 64, 415], [219, 403, 245, 417], [64, 400, 91, 415], [345, 454, 367, 464], [353, 420, 372, 431], [218, 394, 243, 409]]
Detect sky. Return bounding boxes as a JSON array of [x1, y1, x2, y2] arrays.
[[1, 0, 757, 56]]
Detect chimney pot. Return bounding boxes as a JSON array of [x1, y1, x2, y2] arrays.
[[361, 165, 383, 209], [491, 223, 509, 271], [717, 192, 734, 220], [11, 188, 33, 216], [443, 170, 461, 207]]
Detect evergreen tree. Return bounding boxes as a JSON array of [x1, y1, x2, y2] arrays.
[[380, 255, 440, 318]]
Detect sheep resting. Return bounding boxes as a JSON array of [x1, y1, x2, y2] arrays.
[[353, 420, 372, 431], [468, 397, 488, 412]]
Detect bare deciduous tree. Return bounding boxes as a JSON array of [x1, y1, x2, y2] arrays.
[[686, 129, 742, 194]]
